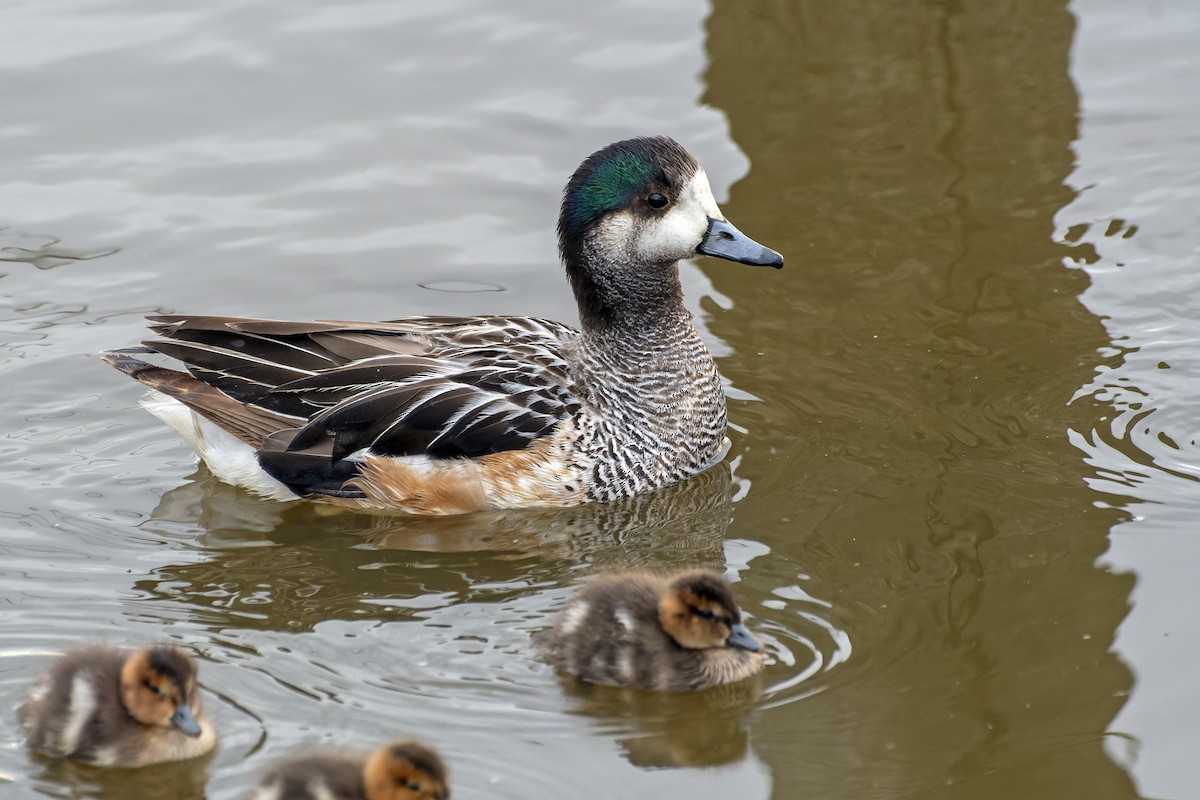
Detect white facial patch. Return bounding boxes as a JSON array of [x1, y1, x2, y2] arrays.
[[685, 168, 723, 219], [635, 169, 725, 264]]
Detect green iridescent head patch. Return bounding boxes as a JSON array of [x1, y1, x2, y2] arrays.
[[558, 136, 699, 249], [573, 151, 655, 221]]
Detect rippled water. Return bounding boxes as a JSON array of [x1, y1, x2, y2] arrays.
[[1, 0, 1198, 798]]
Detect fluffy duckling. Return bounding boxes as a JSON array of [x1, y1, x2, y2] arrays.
[[20, 644, 216, 766], [539, 570, 765, 691], [247, 740, 449, 800]]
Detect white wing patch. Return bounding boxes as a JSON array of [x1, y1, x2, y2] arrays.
[[91, 745, 120, 767], [25, 678, 48, 706], [614, 606, 636, 633], [307, 777, 339, 800], [560, 601, 590, 635], [247, 784, 283, 800], [617, 649, 635, 683], [60, 673, 98, 755]]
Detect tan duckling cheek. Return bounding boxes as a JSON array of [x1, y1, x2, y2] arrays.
[[365, 756, 440, 800], [689, 615, 733, 650], [119, 653, 171, 727], [121, 676, 174, 727], [366, 771, 445, 800], [365, 744, 450, 800], [659, 592, 723, 650]]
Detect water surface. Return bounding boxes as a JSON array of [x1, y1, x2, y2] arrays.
[[1, 1, 1197, 798]]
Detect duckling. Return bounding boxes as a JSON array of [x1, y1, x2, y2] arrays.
[[539, 570, 765, 691], [19, 644, 216, 766], [247, 740, 449, 800], [102, 135, 783, 514]]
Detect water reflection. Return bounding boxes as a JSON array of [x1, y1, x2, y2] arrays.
[[23, 752, 211, 800], [127, 459, 847, 779], [556, 676, 762, 769], [703, 0, 1137, 797], [0, 227, 118, 270], [137, 465, 737, 631]]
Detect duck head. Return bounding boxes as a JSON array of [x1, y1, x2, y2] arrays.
[[558, 136, 782, 328], [118, 645, 204, 737], [658, 570, 762, 653], [363, 740, 451, 800]]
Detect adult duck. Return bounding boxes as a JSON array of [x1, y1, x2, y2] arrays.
[[103, 136, 783, 514]]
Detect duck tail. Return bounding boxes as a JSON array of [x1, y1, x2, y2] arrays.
[[101, 347, 298, 448]]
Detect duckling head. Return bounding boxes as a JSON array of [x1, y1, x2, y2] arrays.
[[658, 571, 761, 653], [558, 136, 783, 327], [363, 740, 450, 800], [118, 645, 204, 738]]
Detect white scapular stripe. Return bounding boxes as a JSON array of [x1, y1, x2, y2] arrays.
[[60, 673, 98, 755], [560, 601, 589, 634]]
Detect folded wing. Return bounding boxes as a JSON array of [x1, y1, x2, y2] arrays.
[[112, 314, 581, 498]]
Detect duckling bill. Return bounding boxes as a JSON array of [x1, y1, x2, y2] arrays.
[[538, 570, 765, 691], [20, 644, 216, 766], [247, 740, 449, 800], [103, 135, 782, 514]]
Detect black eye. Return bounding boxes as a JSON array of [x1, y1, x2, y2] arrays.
[[143, 680, 160, 695], [646, 193, 669, 210], [696, 609, 715, 620]]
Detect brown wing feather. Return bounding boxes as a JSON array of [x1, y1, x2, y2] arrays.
[[102, 349, 300, 447], [109, 314, 582, 499]]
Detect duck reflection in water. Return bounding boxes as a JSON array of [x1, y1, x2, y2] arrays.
[[150, 451, 734, 547], [558, 676, 763, 769], [135, 462, 735, 633]]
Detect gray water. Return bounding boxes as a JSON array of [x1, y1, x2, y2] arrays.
[[1, 1, 1198, 798]]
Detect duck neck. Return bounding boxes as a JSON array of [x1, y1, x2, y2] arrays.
[[564, 249, 728, 489], [566, 251, 694, 347]]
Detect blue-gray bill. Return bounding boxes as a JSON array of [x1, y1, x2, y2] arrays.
[[697, 217, 784, 268], [725, 622, 762, 652], [170, 704, 203, 738]]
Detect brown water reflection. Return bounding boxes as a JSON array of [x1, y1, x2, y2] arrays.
[[704, 1, 1136, 797], [555, 676, 763, 769], [137, 466, 735, 631], [0, 0, 1167, 797], [24, 752, 213, 800]]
